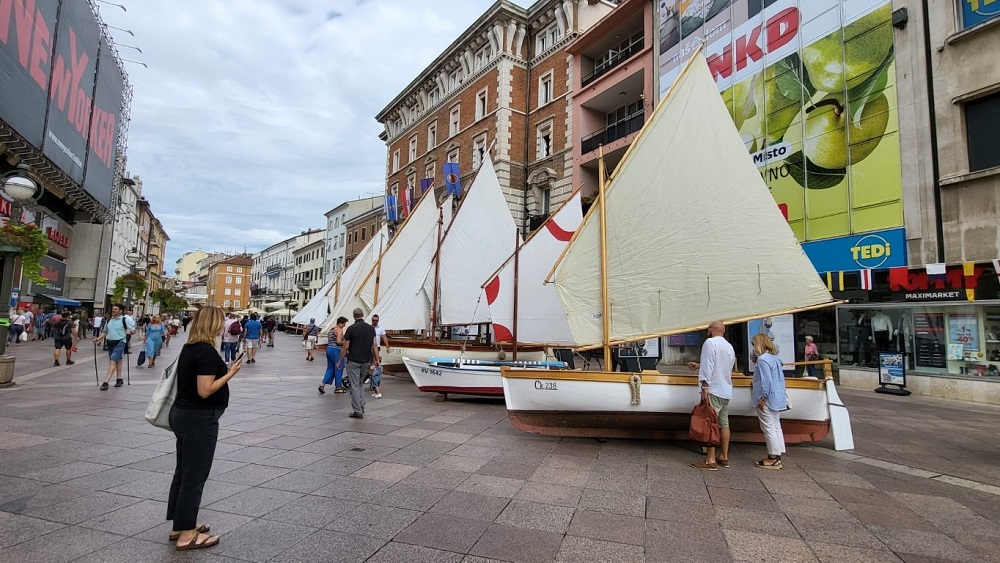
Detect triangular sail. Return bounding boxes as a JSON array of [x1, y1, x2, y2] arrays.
[[438, 154, 519, 326], [292, 277, 336, 325], [320, 226, 388, 333], [554, 53, 836, 347], [483, 192, 583, 345], [371, 198, 454, 330]]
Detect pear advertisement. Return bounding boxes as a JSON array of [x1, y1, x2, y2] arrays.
[[658, 0, 903, 242]]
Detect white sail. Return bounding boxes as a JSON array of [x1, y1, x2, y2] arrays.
[[320, 226, 388, 333], [292, 277, 335, 326], [357, 190, 441, 309], [483, 192, 583, 345], [554, 53, 836, 347], [371, 198, 453, 331], [438, 154, 519, 326]]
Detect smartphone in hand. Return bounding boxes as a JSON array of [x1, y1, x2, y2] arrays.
[[234, 352, 246, 364]]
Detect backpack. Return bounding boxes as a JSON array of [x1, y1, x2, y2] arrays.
[[57, 320, 71, 337], [229, 321, 242, 335]]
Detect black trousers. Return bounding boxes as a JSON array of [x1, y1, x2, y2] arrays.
[[167, 406, 223, 531]]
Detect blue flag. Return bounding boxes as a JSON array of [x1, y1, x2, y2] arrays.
[[385, 194, 398, 222], [443, 162, 461, 197]]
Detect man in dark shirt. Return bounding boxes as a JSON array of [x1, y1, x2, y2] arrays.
[[339, 308, 379, 419]]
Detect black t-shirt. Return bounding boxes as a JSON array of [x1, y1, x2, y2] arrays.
[[343, 319, 376, 364], [175, 342, 229, 410]]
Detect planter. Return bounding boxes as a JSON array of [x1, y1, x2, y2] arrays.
[[0, 355, 15, 387]]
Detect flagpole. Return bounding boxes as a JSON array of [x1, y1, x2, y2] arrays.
[[598, 146, 611, 370]]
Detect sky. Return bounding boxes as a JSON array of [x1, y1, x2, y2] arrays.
[[99, 0, 533, 270]]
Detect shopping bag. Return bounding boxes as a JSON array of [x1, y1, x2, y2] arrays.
[[145, 357, 179, 430], [689, 396, 721, 447], [137, 350, 146, 366], [19, 331, 27, 342]]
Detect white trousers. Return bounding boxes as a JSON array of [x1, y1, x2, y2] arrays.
[[757, 405, 786, 456]]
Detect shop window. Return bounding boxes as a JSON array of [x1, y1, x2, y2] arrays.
[[965, 91, 1000, 172]]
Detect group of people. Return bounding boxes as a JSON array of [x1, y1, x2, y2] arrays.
[[220, 313, 277, 365], [313, 313, 387, 403]]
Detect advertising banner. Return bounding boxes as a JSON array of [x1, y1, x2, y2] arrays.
[[878, 351, 904, 386], [747, 314, 795, 371], [0, 0, 61, 146], [801, 227, 906, 273], [947, 313, 980, 352], [28, 255, 67, 296], [658, 0, 903, 243], [84, 35, 123, 208]]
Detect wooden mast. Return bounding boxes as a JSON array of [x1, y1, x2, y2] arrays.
[[598, 146, 611, 370], [372, 232, 385, 306], [511, 229, 520, 361], [430, 206, 444, 343]]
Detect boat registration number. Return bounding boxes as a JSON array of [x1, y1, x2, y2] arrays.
[[420, 368, 442, 377], [534, 381, 558, 391]]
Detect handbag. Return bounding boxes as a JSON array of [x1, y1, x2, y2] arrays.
[[137, 350, 147, 366], [19, 331, 27, 342], [689, 395, 721, 447], [145, 357, 179, 430]]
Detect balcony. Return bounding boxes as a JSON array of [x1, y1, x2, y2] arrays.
[[528, 213, 551, 233], [581, 34, 643, 87], [581, 110, 645, 155], [265, 263, 284, 273]]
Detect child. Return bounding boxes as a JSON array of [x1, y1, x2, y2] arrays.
[[369, 360, 383, 399]]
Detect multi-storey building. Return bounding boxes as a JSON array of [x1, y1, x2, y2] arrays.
[[375, 0, 616, 235], [323, 195, 384, 283], [343, 206, 385, 268], [293, 238, 325, 310], [251, 237, 297, 310], [175, 250, 208, 282], [206, 255, 252, 310]]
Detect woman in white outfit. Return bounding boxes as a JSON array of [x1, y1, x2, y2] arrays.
[[751, 333, 787, 470]]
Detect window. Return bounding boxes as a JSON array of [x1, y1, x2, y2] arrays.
[[339, 233, 344, 246], [224, 300, 231, 308], [226, 266, 233, 272], [237, 267, 243, 273], [476, 88, 488, 120], [235, 277, 242, 284], [226, 276, 233, 283], [473, 134, 487, 169], [409, 135, 417, 162], [335, 217, 339, 227], [428, 87, 440, 106], [539, 72, 553, 106], [234, 301, 240, 308], [966, 91, 1000, 172], [427, 122, 437, 148], [537, 121, 553, 159], [225, 288, 231, 296], [540, 187, 551, 215], [392, 149, 400, 172], [235, 289, 242, 296], [447, 148, 459, 164], [959, 0, 1000, 29], [449, 105, 461, 136], [474, 45, 492, 71], [361, 229, 366, 241], [448, 69, 462, 90], [536, 23, 561, 52]]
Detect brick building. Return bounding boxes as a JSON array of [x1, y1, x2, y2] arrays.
[[344, 206, 385, 269], [206, 255, 252, 311], [376, 0, 617, 234]]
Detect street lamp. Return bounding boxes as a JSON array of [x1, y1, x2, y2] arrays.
[[123, 247, 143, 313], [0, 165, 42, 366]]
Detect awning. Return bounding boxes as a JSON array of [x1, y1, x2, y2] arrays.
[[263, 301, 286, 311], [41, 296, 82, 307]]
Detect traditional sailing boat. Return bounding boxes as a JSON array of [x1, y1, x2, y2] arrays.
[[315, 226, 390, 342], [500, 52, 854, 449]]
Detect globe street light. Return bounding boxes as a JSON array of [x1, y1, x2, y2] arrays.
[[0, 166, 42, 364]]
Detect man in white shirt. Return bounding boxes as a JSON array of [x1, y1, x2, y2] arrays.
[[369, 315, 391, 398], [687, 320, 736, 471]]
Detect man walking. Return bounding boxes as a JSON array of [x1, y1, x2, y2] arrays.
[[92, 313, 103, 338], [243, 313, 262, 364], [263, 316, 276, 347], [93, 304, 136, 390], [51, 310, 76, 366], [370, 315, 391, 399], [688, 320, 736, 471], [222, 314, 242, 365], [302, 318, 319, 361], [339, 308, 379, 420]]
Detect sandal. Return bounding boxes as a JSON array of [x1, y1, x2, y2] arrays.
[[716, 458, 731, 468], [754, 457, 783, 470], [175, 532, 219, 551], [170, 524, 210, 541], [691, 460, 718, 471]]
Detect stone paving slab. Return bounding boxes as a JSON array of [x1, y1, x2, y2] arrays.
[[1, 331, 1000, 561]]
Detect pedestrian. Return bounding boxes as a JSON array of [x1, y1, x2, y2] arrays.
[[338, 308, 379, 419], [370, 314, 390, 399], [93, 303, 136, 390], [751, 333, 787, 469], [92, 313, 103, 338], [29, 308, 40, 340], [319, 316, 348, 394], [221, 314, 241, 365], [302, 318, 319, 361], [169, 316, 182, 345], [167, 306, 241, 551], [8, 308, 27, 345], [688, 320, 736, 471], [182, 313, 191, 332], [51, 310, 76, 366], [803, 335, 819, 378], [263, 315, 276, 347], [145, 315, 166, 368], [243, 313, 262, 364], [76, 314, 89, 350]]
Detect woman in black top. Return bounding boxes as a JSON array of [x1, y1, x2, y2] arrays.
[[167, 306, 241, 551]]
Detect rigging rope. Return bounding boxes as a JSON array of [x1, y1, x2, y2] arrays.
[[629, 374, 641, 405]]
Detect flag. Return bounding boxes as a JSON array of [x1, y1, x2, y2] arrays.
[[859, 269, 874, 290], [993, 259, 1000, 281], [419, 178, 433, 195], [400, 185, 410, 219], [964, 261, 976, 302], [825, 271, 844, 291], [926, 262, 947, 285], [385, 194, 398, 222], [443, 162, 461, 196]]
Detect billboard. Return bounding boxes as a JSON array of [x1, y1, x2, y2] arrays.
[[658, 0, 903, 243], [0, 0, 122, 210]]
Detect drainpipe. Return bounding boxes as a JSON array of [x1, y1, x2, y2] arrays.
[[920, 1, 945, 262]]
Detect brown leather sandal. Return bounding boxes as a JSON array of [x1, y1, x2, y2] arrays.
[[170, 524, 210, 541], [175, 532, 219, 551]]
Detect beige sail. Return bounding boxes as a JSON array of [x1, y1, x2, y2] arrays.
[[320, 226, 388, 334], [554, 53, 836, 347]]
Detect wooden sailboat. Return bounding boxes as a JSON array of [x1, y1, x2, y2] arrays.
[[500, 52, 854, 449], [315, 226, 390, 339]]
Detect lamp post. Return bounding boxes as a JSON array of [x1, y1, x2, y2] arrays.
[[123, 247, 143, 314], [0, 165, 43, 377]]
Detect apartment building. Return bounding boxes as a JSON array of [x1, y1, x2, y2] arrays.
[[251, 238, 296, 309], [293, 238, 325, 309], [206, 255, 252, 310], [343, 206, 385, 268], [323, 195, 384, 283], [376, 0, 617, 234], [175, 250, 208, 282]]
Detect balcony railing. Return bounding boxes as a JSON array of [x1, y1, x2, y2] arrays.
[[581, 111, 645, 155], [528, 213, 551, 232], [265, 263, 284, 273], [581, 35, 644, 87]]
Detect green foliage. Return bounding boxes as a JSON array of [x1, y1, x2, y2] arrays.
[[0, 222, 49, 284], [112, 272, 148, 301]]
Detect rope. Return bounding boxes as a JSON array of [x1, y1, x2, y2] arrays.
[[629, 373, 641, 405]]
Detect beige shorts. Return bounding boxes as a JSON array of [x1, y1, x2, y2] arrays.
[[245, 338, 259, 349], [709, 394, 730, 428], [305, 335, 317, 350]]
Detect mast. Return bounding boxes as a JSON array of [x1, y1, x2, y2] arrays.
[[512, 228, 520, 361], [598, 146, 611, 369], [372, 233, 385, 306], [430, 206, 444, 343]]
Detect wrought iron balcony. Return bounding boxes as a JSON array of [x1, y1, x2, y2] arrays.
[[580, 111, 645, 155]]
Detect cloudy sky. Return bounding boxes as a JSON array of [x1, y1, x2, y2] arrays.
[[99, 0, 531, 269]]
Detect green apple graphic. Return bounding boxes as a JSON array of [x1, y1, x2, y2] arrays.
[[753, 66, 801, 146], [721, 80, 755, 130], [800, 5, 893, 93], [804, 92, 889, 170]]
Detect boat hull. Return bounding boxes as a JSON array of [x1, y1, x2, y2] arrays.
[[501, 369, 839, 444], [382, 339, 546, 373], [403, 357, 505, 396]]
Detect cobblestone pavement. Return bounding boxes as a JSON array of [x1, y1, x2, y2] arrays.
[[1, 332, 999, 562]]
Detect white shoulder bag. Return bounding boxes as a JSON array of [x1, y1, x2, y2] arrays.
[[145, 356, 179, 430]]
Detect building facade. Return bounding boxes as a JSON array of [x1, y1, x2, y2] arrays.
[[251, 238, 296, 310], [375, 0, 617, 235], [323, 195, 384, 283], [343, 207, 385, 268], [175, 250, 208, 282], [206, 255, 252, 310], [293, 238, 325, 310]]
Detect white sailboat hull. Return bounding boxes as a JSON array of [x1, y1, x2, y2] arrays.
[[403, 357, 506, 396], [381, 340, 546, 373], [501, 369, 851, 447]]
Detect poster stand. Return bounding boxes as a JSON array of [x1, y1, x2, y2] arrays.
[[875, 350, 911, 396]]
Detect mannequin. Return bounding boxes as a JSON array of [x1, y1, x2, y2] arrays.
[[853, 311, 872, 366], [897, 314, 914, 369], [871, 310, 893, 354]]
